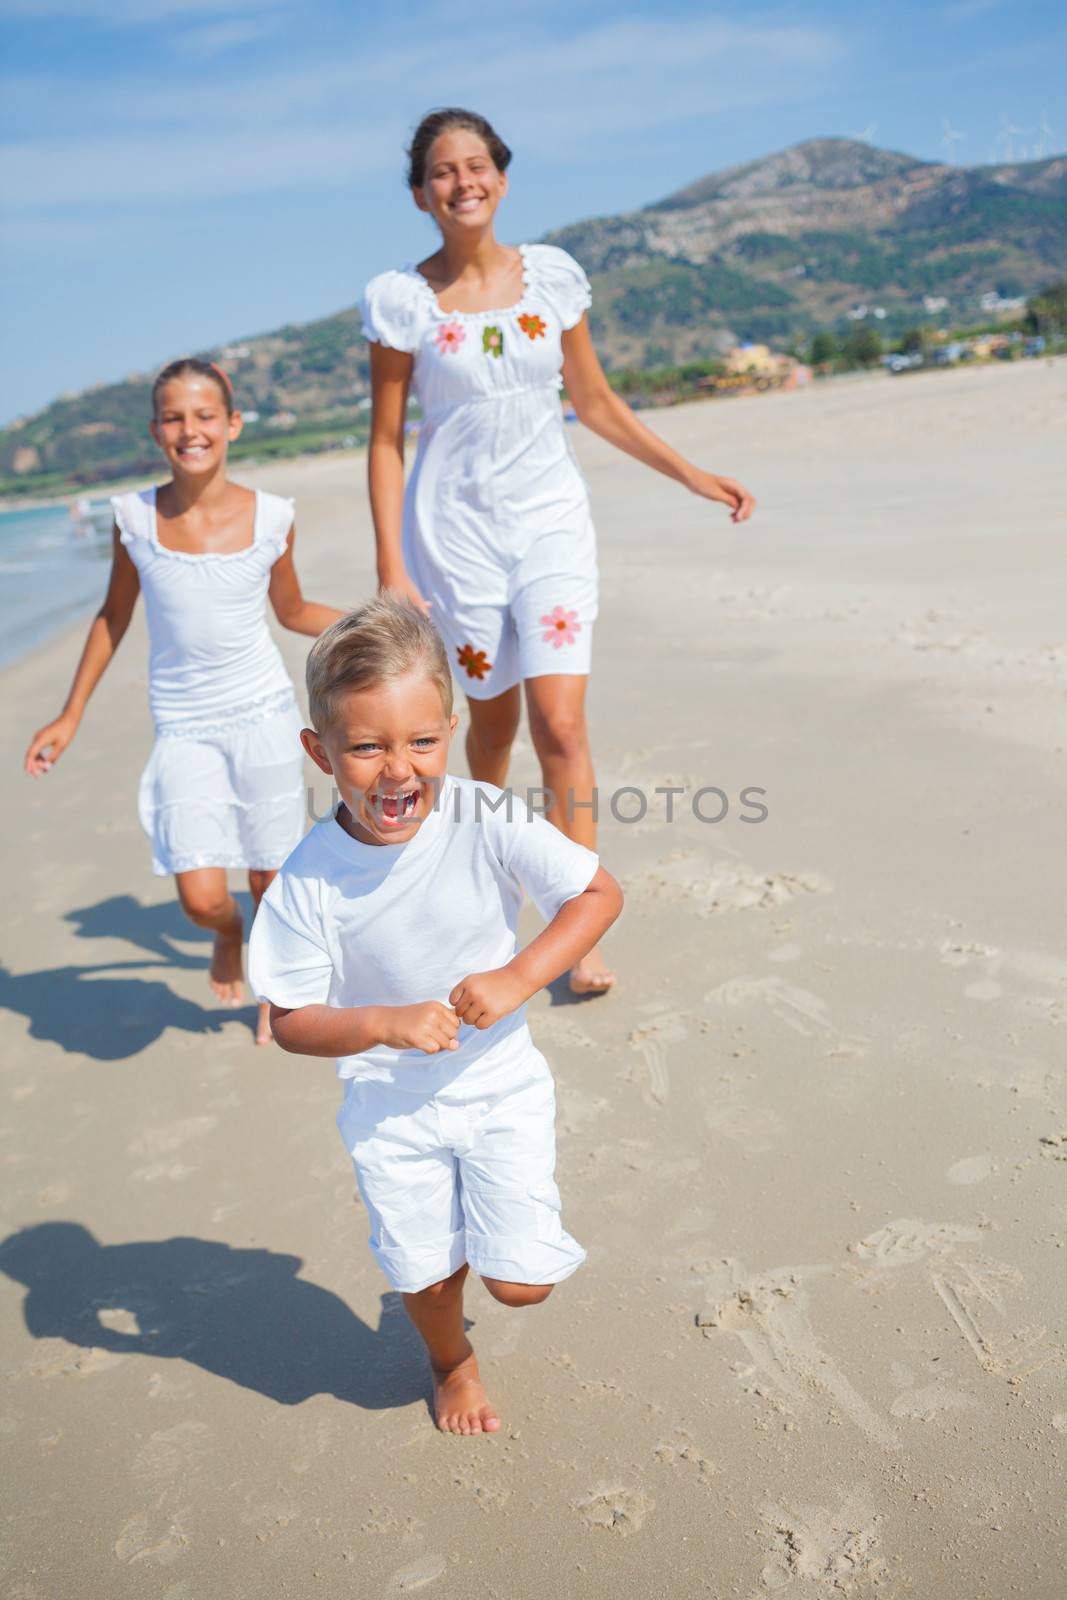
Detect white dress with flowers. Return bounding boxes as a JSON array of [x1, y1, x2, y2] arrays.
[[360, 244, 598, 697]]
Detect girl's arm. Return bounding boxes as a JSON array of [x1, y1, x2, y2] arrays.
[[366, 343, 430, 612], [24, 527, 141, 775], [267, 529, 345, 637], [561, 318, 756, 523]]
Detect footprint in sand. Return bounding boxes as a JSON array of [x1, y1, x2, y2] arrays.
[[573, 1484, 652, 1535], [628, 853, 830, 919], [852, 1219, 1051, 1377], [652, 1427, 716, 1483], [628, 1012, 688, 1106], [697, 1259, 900, 1450], [383, 1554, 447, 1594], [947, 1155, 996, 1185], [849, 1218, 981, 1268], [133, 1421, 213, 1480], [704, 977, 867, 1060], [701, 1089, 783, 1154], [114, 1510, 191, 1567], [757, 1489, 888, 1592]]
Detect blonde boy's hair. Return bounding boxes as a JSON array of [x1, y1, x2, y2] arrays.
[[306, 595, 454, 731]]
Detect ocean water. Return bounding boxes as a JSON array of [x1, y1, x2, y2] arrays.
[[0, 499, 116, 669]]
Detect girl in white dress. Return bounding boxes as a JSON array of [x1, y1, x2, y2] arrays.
[[363, 109, 755, 994], [25, 360, 343, 1043]]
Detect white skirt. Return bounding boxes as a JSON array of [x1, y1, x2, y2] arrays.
[[137, 692, 306, 877]]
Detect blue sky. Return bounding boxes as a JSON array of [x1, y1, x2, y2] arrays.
[[1, 0, 1064, 422]]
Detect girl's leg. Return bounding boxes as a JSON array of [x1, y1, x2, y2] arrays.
[[524, 674, 615, 993], [464, 685, 521, 789], [402, 1263, 501, 1435], [248, 868, 277, 1046], [175, 867, 244, 1008]]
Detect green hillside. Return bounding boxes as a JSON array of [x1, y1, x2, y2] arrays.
[[3, 138, 1065, 497]]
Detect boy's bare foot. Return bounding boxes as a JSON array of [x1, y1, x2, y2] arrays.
[[569, 944, 616, 996], [255, 1001, 273, 1046], [432, 1349, 501, 1435], [209, 921, 245, 1008]]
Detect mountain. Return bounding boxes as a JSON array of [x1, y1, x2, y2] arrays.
[[546, 138, 1067, 368], [3, 138, 1064, 494]]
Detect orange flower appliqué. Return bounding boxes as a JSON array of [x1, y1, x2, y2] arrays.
[[456, 642, 492, 680], [518, 312, 547, 341]]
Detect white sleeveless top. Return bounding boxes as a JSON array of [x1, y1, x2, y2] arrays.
[[111, 487, 296, 733]]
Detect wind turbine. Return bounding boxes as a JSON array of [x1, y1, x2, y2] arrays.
[[941, 117, 965, 164], [998, 115, 1022, 162], [1034, 110, 1054, 159], [852, 122, 877, 143]]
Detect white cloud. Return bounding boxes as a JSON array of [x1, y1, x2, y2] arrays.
[[0, 12, 846, 208], [0, 124, 395, 208], [174, 17, 284, 60]]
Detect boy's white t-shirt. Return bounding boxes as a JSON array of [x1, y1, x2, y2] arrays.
[[248, 775, 599, 1086]]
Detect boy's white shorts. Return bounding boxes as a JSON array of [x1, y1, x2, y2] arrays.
[[336, 1048, 585, 1294]]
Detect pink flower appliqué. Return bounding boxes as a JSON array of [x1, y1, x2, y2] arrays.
[[541, 606, 581, 648], [435, 321, 466, 354]]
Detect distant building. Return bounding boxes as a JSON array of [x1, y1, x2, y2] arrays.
[[923, 295, 949, 314], [967, 334, 1008, 359], [265, 411, 297, 430], [723, 343, 779, 376]]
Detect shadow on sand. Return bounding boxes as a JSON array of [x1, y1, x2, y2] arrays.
[[0, 891, 262, 1060], [0, 1221, 429, 1413]]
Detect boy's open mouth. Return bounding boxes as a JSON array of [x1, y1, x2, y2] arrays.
[[370, 787, 420, 827]]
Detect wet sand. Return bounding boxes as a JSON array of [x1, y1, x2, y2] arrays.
[[1, 358, 1065, 1597]]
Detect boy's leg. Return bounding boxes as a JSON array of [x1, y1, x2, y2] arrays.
[[462, 1058, 587, 1303], [481, 1279, 554, 1307], [402, 1264, 501, 1435]]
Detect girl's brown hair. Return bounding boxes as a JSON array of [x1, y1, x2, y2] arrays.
[[152, 358, 235, 417], [407, 108, 512, 190]]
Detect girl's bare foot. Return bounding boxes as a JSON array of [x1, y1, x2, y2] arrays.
[[569, 944, 616, 996], [432, 1349, 501, 1435], [209, 920, 245, 1007], [255, 1001, 273, 1046]]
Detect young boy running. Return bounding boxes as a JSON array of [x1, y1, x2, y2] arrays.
[[249, 596, 623, 1434]]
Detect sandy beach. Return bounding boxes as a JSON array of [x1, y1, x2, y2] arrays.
[[2, 359, 1065, 1598]]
